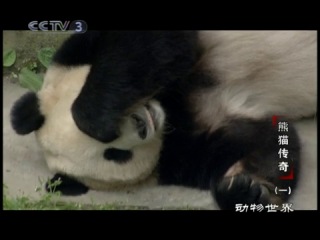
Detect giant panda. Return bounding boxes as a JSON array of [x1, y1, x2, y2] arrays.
[[10, 31, 316, 210]]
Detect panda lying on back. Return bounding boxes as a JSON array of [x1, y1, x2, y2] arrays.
[[11, 31, 316, 210]]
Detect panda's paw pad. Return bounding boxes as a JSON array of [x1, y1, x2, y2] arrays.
[[214, 173, 272, 210], [45, 174, 89, 196]]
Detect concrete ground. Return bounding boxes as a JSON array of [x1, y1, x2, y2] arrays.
[[3, 79, 317, 210]]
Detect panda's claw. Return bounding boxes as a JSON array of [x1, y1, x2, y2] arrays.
[[213, 173, 277, 210]]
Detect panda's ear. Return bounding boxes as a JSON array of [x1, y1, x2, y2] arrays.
[[10, 92, 45, 135]]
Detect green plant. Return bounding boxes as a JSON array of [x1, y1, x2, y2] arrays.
[[19, 68, 44, 92], [3, 49, 16, 67], [37, 47, 55, 68], [3, 47, 56, 92], [3, 182, 144, 210]]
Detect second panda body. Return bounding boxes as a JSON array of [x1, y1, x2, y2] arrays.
[[10, 31, 316, 209], [194, 31, 316, 130]]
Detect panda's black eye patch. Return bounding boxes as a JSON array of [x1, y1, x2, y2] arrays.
[[104, 148, 133, 163]]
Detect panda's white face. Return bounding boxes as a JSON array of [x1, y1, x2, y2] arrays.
[[36, 65, 166, 189]]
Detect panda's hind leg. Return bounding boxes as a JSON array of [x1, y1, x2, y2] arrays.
[[209, 118, 300, 210], [213, 163, 284, 210]]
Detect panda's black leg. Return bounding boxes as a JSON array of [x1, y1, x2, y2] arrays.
[[70, 32, 198, 143], [46, 173, 89, 196], [208, 117, 300, 210], [10, 91, 45, 135]]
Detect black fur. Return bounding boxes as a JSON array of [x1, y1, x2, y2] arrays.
[[10, 91, 45, 135], [53, 31, 199, 142], [46, 31, 301, 209], [52, 31, 102, 66], [104, 148, 133, 163], [46, 173, 89, 196], [155, 65, 300, 208], [158, 113, 300, 209]]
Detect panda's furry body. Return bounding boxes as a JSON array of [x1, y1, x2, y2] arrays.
[[10, 31, 316, 210]]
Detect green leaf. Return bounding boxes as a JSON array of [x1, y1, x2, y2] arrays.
[[19, 67, 43, 92], [38, 47, 55, 68], [3, 49, 16, 67]]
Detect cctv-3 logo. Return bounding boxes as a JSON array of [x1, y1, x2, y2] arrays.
[[28, 20, 87, 33]]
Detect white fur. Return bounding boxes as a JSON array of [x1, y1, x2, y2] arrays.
[[194, 31, 317, 133], [36, 65, 164, 189]]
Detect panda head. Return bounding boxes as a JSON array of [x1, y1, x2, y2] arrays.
[[10, 31, 197, 194], [10, 63, 166, 191]]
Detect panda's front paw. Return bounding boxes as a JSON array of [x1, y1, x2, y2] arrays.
[[213, 174, 276, 210], [45, 173, 89, 196], [71, 100, 120, 143], [10, 92, 45, 135]]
